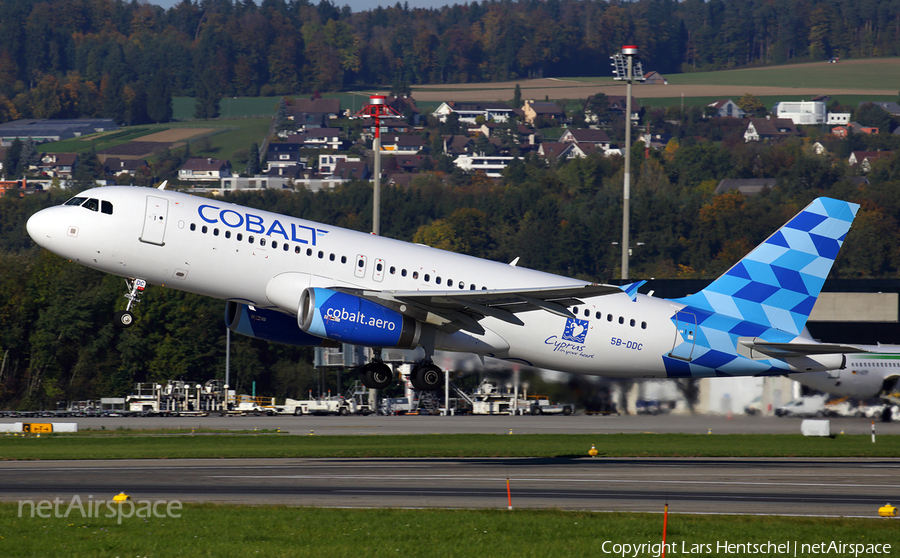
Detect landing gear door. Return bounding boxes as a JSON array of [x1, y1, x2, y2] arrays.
[[140, 196, 169, 246], [668, 310, 697, 361]]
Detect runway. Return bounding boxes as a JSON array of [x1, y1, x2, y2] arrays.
[[2, 457, 898, 516], [6, 414, 900, 436]]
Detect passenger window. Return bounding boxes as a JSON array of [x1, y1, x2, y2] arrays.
[[270, 240, 276, 248], [318, 251, 324, 258], [101, 200, 113, 214], [413, 271, 419, 279], [284, 244, 289, 252], [307, 248, 313, 256], [607, 315, 613, 322], [295, 246, 301, 254], [436, 277, 442, 285], [630, 319, 636, 327], [260, 238, 266, 246], [459, 283, 465, 289], [641, 322, 647, 329], [342, 256, 347, 264], [390, 266, 396, 274], [595, 312, 601, 319], [237, 233, 243, 241], [225, 231, 231, 239], [190, 223, 196, 231], [584, 309, 590, 317], [202, 225, 208, 233], [213, 228, 219, 236], [618, 316, 624, 324], [377, 263, 383, 271], [470, 284, 475, 290], [401, 269, 407, 277], [424, 274, 430, 282], [447, 279, 453, 287], [329, 253, 335, 261], [482, 286, 487, 290], [249, 236, 255, 244]]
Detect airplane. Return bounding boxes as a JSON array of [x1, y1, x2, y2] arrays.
[[26, 186, 868, 392], [789, 347, 900, 421]]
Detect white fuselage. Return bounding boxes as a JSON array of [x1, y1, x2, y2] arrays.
[[790, 349, 900, 398], [26, 186, 713, 378]]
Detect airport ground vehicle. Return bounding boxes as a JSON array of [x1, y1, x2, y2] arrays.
[[528, 396, 574, 415], [775, 395, 827, 417]]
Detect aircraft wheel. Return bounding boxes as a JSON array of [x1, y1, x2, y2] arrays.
[[113, 310, 135, 328], [362, 362, 393, 390], [411, 363, 443, 391], [563, 406, 573, 416]]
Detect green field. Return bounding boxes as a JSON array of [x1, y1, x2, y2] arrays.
[[666, 59, 900, 90], [1, 504, 894, 558], [2, 433, 898, 460], [638, 94, 898, 109]]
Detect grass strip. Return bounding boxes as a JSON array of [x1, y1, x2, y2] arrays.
[[1, 504, 895, 558], [1, 433, 898, 460]]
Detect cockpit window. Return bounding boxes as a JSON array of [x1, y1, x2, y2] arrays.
[[101, 200, 113, 215], [64, 197, 88, 206], [83, 198, 99, 211]]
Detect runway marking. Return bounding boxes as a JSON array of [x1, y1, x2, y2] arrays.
[[205, 474, 895, 489]]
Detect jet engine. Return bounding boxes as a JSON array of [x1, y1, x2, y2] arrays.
[[298, 287, 421, 349], [225, 301, 334, 346]]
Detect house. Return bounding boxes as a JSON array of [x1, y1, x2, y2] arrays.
[[432, 101, 514, 123], [743, 118, 801, 142], [559, 128, 611, 150], [715, 178, 776, 195], [707, 100, 745, 119], [521, 101, 566, 125], [318, 154, 360, 175], [454, 154, 522, 177], [477, 122, 536, 145], [537, 142, 589, 160], [360, 119, 412, 141], [289, 98, 341, 120], [832, 122, 879, 137], [297, 128, 344, 150], [826, 113, 850, 125], [643, 71, 667, 85], [849, 151, 893, 173], [605, 96, 642, 122], [380, 134, 424, 155], [775, 101, 826, 125], [290, 112, 328, 130], [443, 135, 476, 156], [386, 95, 422, 125], [37, 153, 78, 177], [390, 155, 431, 173], [103, 157, 148, 177], [858, 101, 900, 117], [331, 160, 369, 180], [266, 143, 303, 170], [178, 158, 231, 181]]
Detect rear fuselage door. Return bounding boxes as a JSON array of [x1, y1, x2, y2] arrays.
[[140, 195, 169, 246], [669, 310, 697, 361]]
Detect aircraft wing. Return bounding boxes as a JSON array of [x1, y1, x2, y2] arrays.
[[331, 284, 624, 335], [738, 339, 871, 358]]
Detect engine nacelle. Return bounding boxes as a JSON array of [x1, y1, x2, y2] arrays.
[[298, 287, 421, 349], [225, 301, 333, 347]]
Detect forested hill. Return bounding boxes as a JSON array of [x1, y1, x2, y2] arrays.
[[1, 0, 899, 116]]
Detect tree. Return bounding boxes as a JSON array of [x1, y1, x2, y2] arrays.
[[275, 98, 293, 135], [855, 103, 892, 132], [246, 143, 260, 175], [737, 94, 766, 117], [3, 138, 21, 178], [194, 68, 222, 120], [147, 70, 173, 124], [513, 83, 522, 109]]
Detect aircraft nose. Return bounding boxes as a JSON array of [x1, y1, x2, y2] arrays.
[[26, 208, 55, 248]]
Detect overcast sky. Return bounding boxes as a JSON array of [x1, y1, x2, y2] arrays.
[[150, 0, 457, 12]]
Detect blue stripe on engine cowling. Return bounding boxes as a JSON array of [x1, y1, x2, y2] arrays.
[[305, 288, 404, 347]]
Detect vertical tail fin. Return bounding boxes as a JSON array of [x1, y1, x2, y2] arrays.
[[674, 197, 859, 335]]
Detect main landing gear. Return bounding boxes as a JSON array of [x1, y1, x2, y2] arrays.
[[113, 278, 146, 328], [358, 349, 444, 391]]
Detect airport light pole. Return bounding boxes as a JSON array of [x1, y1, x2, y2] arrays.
[[611, 45, 645, 280]]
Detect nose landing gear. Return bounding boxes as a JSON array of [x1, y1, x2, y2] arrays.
[[114, 278, 146, 328]]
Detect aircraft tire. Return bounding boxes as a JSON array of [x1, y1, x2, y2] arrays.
[[113, 310, 135, 328], [362, 362, 393, 390], [412, 363, 443, 391]]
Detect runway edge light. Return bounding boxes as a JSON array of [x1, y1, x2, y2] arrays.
[[878, 503, 897, 517], [588, 444, 598, 458], [113, 492, 130, 503]]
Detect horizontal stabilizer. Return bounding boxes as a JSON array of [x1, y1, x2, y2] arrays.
[[738, 337, 869, 358]]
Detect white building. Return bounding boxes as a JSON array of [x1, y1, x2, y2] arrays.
[[775, 101, 826, 125], [827, 112, 850, 125], [453, 154, 522, 177]]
